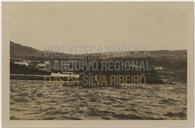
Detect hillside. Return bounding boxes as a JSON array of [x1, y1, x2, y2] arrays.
[[10, 41, 43, 58], [10, 41, 187, 83]]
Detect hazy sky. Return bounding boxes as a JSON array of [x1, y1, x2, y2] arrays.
[[3, 2, 193, 53]]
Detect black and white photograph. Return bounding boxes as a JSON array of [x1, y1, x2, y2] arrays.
[[2, 1, 194, 128]]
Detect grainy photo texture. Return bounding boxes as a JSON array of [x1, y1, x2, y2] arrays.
[[4, 2, 192, 121]]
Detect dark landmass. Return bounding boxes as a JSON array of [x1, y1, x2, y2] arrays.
[[10, 41, 187, 84]]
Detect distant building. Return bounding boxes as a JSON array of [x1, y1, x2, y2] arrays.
[[51, 72, 79, 78], [36, 63, 45, 68], [14, 61, 29, 67], [36, 61, 51, 71], [154, 66, 163, 71]]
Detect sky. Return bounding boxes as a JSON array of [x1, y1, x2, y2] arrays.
[[3, 2, 193, 54]]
